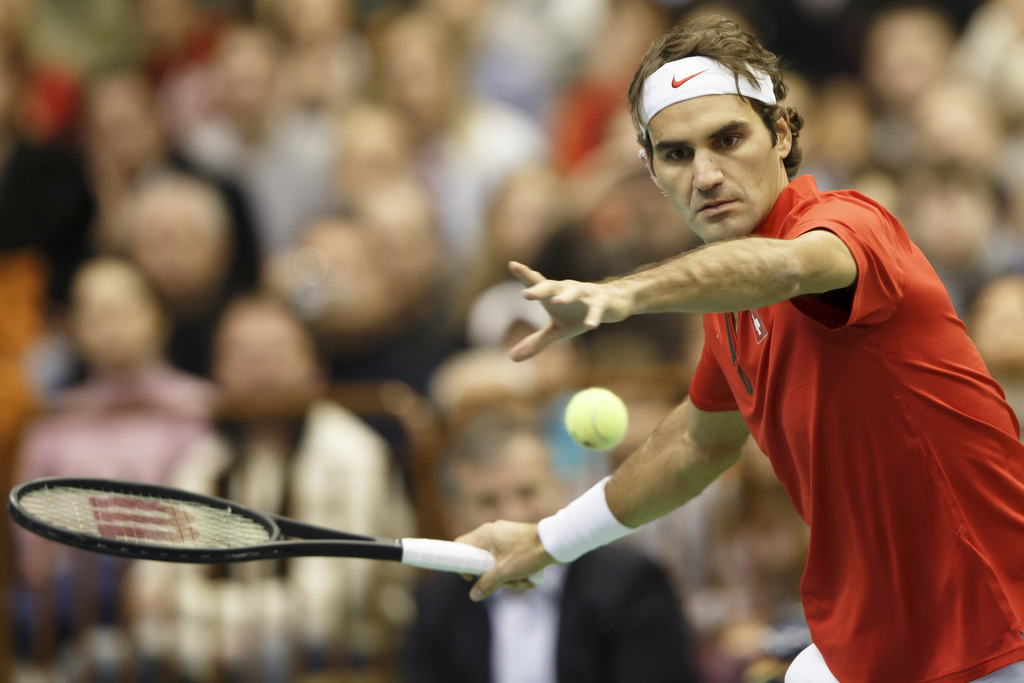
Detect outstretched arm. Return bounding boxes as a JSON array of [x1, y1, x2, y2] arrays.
[[509, 228, 856, 361], [456, 398, 750, 600]]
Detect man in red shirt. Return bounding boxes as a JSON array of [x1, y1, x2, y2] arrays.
[[457, 14, 1024, 683]]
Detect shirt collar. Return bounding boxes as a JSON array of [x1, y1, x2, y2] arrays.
[[754, 174, 819, 238]]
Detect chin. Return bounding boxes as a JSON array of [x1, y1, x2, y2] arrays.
[[698, 220, 755, 243]]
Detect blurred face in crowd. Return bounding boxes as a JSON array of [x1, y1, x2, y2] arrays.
[[377, 10, 459, 140], [213, 299, 321, 394], [355, 177, 444, 309], [899, 165, 995, 269], [275, 0, 353, 46], [213, 28, 279, 141], [911, 78, 1003, 174], [137, 0, 200, 56], [333, 103, 413, 201], [646, 94, 792, 243], [0, 0, 30, 60], [71, 259, 166, 376], [486, 164, 564, 266], [451, 432, 564, 532], [85, 73, 164, 176], [862, 7, 953, 112], [127, 176, 231, 313]]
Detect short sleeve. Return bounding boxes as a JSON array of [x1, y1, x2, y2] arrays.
[[790, 194, 908, 327]]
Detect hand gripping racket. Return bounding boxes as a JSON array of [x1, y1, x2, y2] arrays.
[[8, 477, 503, 576]]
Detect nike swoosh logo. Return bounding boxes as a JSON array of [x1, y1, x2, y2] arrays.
[[672, 70, 707, 88]]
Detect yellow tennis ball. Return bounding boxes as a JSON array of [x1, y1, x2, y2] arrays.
[[564, 387, 629, 450]]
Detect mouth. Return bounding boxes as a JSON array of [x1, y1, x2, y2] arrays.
[[696, 199, 737, 217]]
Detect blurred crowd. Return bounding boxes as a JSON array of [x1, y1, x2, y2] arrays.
[[3, 0, 1024, 681]]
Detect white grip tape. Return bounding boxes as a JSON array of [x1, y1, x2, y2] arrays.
[[400, 538, 546, 585], [537, 476, 636, 563], [401, 538, 495, 574]]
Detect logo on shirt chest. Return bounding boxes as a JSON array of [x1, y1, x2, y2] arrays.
[[750, 309, 768, 344]]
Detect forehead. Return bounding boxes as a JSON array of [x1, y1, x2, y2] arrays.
[[646, 94, 761, 143], [74, 263, 148, 304]]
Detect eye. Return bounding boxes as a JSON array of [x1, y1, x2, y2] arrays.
[[719, 133, 741, 149], [664, 146, 693, 162]]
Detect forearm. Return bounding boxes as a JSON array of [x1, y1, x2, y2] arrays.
[[614, 233, 850, 316], [460, 402, 746, 599], [606, 399, 745, 528]]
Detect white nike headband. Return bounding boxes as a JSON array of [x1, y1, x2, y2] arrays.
[[639, 56, 776, 134]]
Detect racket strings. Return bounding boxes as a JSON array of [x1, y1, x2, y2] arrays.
[[19, 486, 272, 549]]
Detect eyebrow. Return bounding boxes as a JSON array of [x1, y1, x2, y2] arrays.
[[652, 119, 752, 153]]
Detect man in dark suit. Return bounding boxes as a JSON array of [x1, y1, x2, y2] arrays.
[[404, 410, 702, 683]]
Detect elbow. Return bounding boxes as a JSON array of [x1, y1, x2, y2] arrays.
[[776, 257, 806, 299]]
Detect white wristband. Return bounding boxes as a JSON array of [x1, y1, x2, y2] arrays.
[[537, 477, 636, 563]]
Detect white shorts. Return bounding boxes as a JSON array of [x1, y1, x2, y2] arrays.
[[785, 644, 1024, 682]]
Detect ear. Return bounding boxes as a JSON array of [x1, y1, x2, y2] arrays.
[[773, 110, 793, 160], [638, 148, 665, 190]]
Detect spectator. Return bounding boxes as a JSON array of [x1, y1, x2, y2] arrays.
[[13, 255, 216, 490], [82, 68, 261, 291], [896, 159, 1013, 317], [405, 409, 702, 683], [135, 0, 229, 141], [798, 76, 874, 191], [331, 100, 416, 213], [259, 0, 371, 114], [550, 0, 669, 174], [269, 177, 458, 394], [0, 51, 94, 498], [952, 0, 1024, 128], [12, 256, 215, 674], [451, 162, 569, 332], [909, 75, 1007, 182], [859, 5, 958, 169], [373, 7, 548, 268], [183, 23, 335, 256], [424, 0, 609, 124], [120, 171, 243, 377], [0, 0, 85, 143], [127, 293, 414, 681], [265, 212, 396, 357]]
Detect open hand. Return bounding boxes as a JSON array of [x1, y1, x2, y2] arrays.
[[508, 261, 632, 362]]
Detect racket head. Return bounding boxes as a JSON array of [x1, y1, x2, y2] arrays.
[[8, 477, 281, 563]]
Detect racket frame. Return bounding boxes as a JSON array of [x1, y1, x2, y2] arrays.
[[8, 477, 403, 564]]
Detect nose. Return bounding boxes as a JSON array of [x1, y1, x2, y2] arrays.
[[692, 148, 724, 194]]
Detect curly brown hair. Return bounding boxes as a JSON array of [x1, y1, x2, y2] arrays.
[[627, 15, 804, 178]]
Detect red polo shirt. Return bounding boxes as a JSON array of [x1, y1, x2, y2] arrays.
[[689, 175, 1024, 682]]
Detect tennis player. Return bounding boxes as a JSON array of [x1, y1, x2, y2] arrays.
[[456, 14, 1024, 683]]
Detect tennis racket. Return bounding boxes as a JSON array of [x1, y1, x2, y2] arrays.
[[8, 477, 502, 575]]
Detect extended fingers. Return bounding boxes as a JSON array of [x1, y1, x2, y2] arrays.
[[509, 325, 556, 362], [509, 261, 545, 286]]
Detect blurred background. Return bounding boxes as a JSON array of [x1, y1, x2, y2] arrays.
[[2, 0, 1023, 681]]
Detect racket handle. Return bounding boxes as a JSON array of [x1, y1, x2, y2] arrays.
[[400, 538, 546, 586], [401, 538, 494, 574]]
